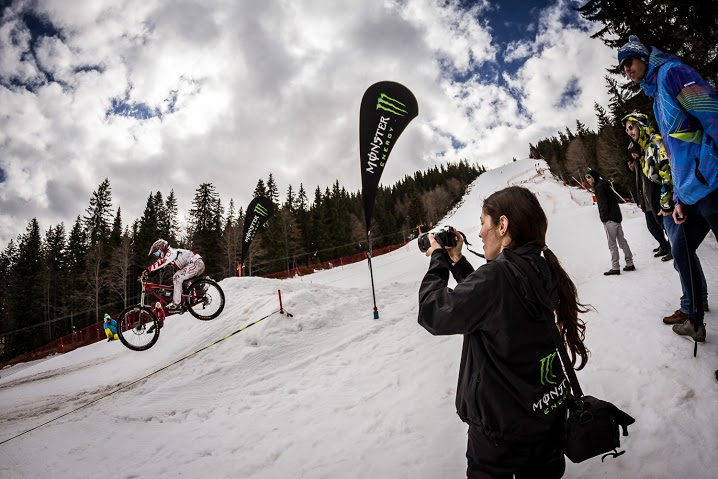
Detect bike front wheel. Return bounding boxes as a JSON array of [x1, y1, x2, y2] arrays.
[[118, 305, 160, 351], [186, 279, 225, 320]]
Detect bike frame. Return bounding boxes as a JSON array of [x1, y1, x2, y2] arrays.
[[138, 277, 202, 315]]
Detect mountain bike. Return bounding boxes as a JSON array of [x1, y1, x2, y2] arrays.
[[117, 276, 226, 351]]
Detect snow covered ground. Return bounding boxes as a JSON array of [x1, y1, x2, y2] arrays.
[[1, 159, 717, 479]]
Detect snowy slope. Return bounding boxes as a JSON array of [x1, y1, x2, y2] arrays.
[[1, 159, 717, 479]]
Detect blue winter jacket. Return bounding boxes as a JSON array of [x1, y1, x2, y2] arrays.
[[104, 319, 118, 335], [640, 48, 718, 205]]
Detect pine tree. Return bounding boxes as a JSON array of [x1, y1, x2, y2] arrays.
[[253, 179, 267, 198], [266, 173, 280, 206], [189, 183, 222, 276], [165, 190, 180, 245], [12, 219, 44, 352], [83, 179, 113, 247], [42, 224, 67, 337]]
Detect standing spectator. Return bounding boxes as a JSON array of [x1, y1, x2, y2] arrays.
[[418, 186, 589, 478], [623, 113, 709, 326], [618, 35, 717, 344], [626, 140, 671, 259], [585, 170, 635, 275], [103, 313, 118, 342]]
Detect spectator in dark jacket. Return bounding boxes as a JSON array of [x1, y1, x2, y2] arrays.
[[418, 186, 589, 479], [585, 169, 635, 275]]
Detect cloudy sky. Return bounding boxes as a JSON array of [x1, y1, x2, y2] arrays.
[[0, 0, 616, 247]]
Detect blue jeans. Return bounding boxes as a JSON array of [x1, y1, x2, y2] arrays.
[[672, 187, 718, 325], [663, 215, 709, 316]]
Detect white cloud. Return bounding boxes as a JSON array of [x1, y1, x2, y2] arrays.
[[0, 0, 616, 246]]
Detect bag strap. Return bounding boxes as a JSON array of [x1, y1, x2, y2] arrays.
[[503, 249, 584, 398]]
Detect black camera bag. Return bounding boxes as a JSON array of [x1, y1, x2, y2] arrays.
[[563, 395, 634, 463], [505, 249, 635, 463]]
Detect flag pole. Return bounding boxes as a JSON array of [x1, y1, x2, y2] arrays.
[[366, 231, 379, 319]]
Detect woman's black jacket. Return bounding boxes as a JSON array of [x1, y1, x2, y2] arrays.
[[418, 245, 569, 443]]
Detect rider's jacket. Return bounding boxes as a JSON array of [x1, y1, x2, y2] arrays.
[[148, 247, 202, 274]]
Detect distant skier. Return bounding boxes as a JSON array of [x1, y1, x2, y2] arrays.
[[103, 313, 118, 342]]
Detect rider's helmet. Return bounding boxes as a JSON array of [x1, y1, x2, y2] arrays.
[[155, 302, 162, 309], [104, 313, 111, 322], [148, 239, 169, 257]]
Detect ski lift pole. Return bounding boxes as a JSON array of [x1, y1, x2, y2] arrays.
[[609, 180, 627, 203], [366, 231, 379, 319]]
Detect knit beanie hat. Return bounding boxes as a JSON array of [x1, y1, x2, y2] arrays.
[[618, 35, 649, 68], [585, 169, 601, 182]]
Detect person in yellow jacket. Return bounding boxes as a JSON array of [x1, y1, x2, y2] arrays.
[[103, 313, 119, 341]]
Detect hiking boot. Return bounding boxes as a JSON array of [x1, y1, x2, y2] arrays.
[[623, 265, 636, 272], [653, 247, 660, 253], [661, 253, 673, 262], [663, 310, 688, 324], [604, 269, 620, 276], [147, 324, 156, 334], [672, 320, 706, 342], [654, 249, 669, 257]]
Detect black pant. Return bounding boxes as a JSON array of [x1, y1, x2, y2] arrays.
[[644, 210, 669, 251], [466, 424, 565, 479]]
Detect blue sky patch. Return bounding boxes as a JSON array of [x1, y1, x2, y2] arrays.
[[556, 76, 581, 108]]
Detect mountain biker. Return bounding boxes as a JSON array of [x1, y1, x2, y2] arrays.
[[103, 313, 118, 341], [143, 239, 206, 312]]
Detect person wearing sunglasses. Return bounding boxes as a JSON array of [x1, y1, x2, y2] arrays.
[[144, 239, 205, 312], [623, 113, 709, 329], [618, 36, 718, 347]]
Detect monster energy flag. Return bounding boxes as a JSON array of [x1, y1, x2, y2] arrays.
[[240, 196, 274, 268], [360, 81, 418, 232]]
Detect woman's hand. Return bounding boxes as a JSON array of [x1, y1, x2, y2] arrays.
[[447, 229, 464, 264], [424, 234, 441, 257], [424, 230, 464, 265]]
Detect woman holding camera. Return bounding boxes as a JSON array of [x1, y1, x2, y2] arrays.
[[418, 186, 589, 479]]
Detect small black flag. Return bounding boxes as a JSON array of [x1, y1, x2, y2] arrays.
[[240, 196, 274, 266]]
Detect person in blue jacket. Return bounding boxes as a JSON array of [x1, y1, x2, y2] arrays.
[[103, 313, 118, 342], [618, 35, 718, 346]]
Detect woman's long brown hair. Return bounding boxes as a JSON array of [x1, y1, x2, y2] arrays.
[[483, 186, 590, 369]]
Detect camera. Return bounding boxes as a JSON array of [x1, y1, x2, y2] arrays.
[[418, 226, 457, 252]]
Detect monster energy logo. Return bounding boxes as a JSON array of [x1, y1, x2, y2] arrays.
[[376, 93, 408, 116], [539, 352, 558, 385], [254, 203, 269, 217]]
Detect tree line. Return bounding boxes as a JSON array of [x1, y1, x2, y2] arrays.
[[0, 160, 483, 361], [530, 0, 718, 196]]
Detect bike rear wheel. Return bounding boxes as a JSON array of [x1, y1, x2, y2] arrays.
[[118, 305, 160, 351], [186, 279, 225, 320]]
